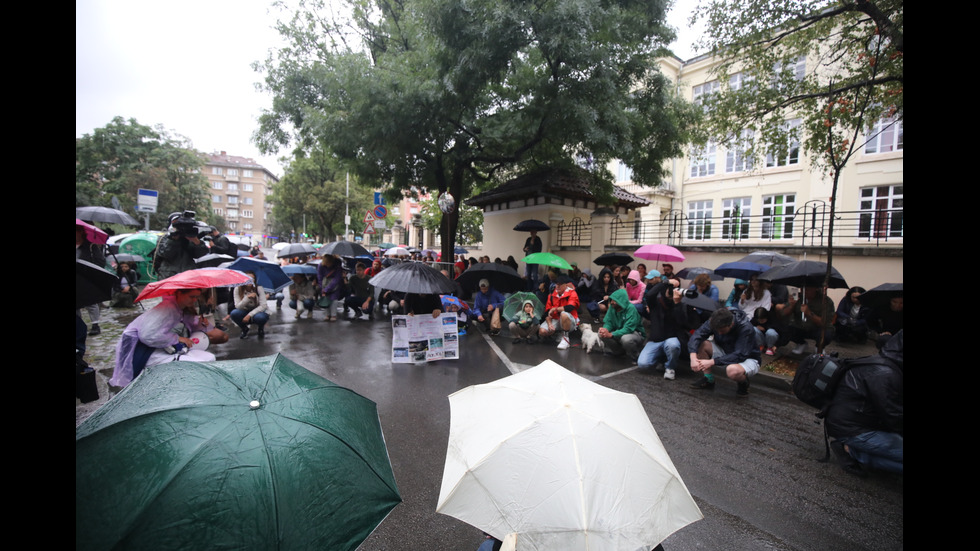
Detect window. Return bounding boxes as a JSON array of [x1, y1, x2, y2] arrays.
[[766, 119, 801, 167], [692, 80, 719, 107], [227, 169, 238, 177], [632, 212, 642, 240], [865, 115, 903, 154], [761, 194, 795, 240], [859, 185, 903, 239], [213, 207, 223, 215], [211, 181, 223, 190], [228, 183, 238, 191], [211, 167, 223, 175], [228, 196, 239, 205], [212, 195, 222, 203], [729, 72, 754, 91], [722, 197, 751, 240], [242, 210, 254, 218], [243, 183, 253, 192], [243, 169, 254, 177], [227, 209, 238, 218], [726, 130, 754, 173], [687, 200, 713, 240], [773, 56, 806, 89], [690, 140, 717, 177], [615, 161, 633, 182], [244, 197, 253, 205], [243, 223, 253, 230]]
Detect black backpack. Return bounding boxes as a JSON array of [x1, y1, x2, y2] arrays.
[[792, 352, 849, 414]]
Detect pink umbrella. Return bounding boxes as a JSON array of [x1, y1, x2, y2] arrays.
[[76, 218, 108, 245], [634, 244, 685, 263]]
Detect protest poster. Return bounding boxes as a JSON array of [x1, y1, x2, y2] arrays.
[[390, 313, 459, 363]]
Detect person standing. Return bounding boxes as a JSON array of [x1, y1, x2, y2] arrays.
[[208, 226, 237, 257], [155, 211, 209, 279], [76, 223, 107, 335], [522, 229, 542, 290]]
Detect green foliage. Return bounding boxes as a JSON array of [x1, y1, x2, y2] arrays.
[[419, 195, 483, 245], [255, 0, 698, 257], [76, 117, 211, 229], [271, 147, 374, 241], [692, 0, 903, 173]]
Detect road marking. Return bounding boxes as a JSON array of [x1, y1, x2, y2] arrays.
[[480, 330, 638, 380]]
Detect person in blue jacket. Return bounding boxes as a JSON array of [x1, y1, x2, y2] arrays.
[[473, 279, 505, 335], [689, 307, 761, 397]]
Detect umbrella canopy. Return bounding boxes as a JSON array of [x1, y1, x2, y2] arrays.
[[682, 291, 721, 312], [454, 246, 469, 254], [457, 263, 526, 293], [76, 259, 119, 309], [282, 263, 318, 276], [384, 246, 411, 257], [272, 242, 291, 251], [759, 260, 848, 289], [76, 353, 400, 551], [675, 266, 722, 281], [714, 261, 770, 280], [225, 256, 292, 293], [276, 243, 317, 258], [377, 242, 397, 249], [737, 250, 795, 267], [593, 252, 633, 266], [76, 218, 108, 245], [502, 292, 545, 322], [76, 205, 140, 226], [441, 294, 466, 311], [513, 219, 550, 232], [634, 244, 685, 263], [522, 252, 572, 271], [369, 261, 458, 294], [135, 268, 253, 302], [194, 252, 237, 268], [105, 253, 146, 266], [858, 283, 903, 310], [320, 240, 372, 257], [437, 360, 702, 550]]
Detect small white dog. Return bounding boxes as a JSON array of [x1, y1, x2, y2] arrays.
[[579, 323, 603, 354]]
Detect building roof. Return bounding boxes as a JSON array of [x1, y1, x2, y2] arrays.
[[466, 166, 650, 209]]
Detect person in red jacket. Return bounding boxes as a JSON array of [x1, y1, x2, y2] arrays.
[[538, 275, 580, 350]]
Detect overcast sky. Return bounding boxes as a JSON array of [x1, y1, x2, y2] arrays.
[[76, 0, 703, 177]]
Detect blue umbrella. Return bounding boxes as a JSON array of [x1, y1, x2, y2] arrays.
[[714, 261, 770, 280], [454, 246, 469, 254], [224, 257, 292, 293], [282, 264, 317, 276]]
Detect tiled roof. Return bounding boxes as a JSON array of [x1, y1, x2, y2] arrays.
[[466, 166, 650, 209]]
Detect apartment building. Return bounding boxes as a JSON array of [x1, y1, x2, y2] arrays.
[[204, 151, 279, 241]]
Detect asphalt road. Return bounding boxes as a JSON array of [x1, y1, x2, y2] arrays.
[[78, 300, 902, 551]]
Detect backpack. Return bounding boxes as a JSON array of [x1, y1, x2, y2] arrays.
[[792, 352, 848, 414]]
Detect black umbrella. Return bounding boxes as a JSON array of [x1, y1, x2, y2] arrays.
[[676, 266, 723, 281], [76, 206, 140, 227], [593, 252, 633, 266], [320, 241, 372, 257], [858, 283, 903, 310], [737, 251, 795, 267], [368, 262, 458, 295], [76, 259, 119, 309], [456, 263, 525, 293], [681, 291, 721, 312], [513, 219, 550, 232], [277, 243, 318, 258], [759, 260, 848, 289], [195, 253, 237, 268]]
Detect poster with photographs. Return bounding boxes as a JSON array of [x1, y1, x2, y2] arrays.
[[391, 313, 459, 363]]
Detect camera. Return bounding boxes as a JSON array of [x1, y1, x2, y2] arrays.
[[170, 210, 201, 238]]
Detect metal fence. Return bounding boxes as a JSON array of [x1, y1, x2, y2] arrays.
[[555, 201, 903, 249]]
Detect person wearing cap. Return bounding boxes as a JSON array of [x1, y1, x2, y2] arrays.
[[473, 278, 505, 335], [539, 275, 580, 349], [598, 288, 645, 361]]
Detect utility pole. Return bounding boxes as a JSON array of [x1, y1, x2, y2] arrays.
[[344, 172, 350, 241]]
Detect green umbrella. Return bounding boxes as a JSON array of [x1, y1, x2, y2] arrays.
[[118, 231, 164, 282], [522, 252, 572, 271], [503, 292, 545, 323], [76, 353, 400, 551]]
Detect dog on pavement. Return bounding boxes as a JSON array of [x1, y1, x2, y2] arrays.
[[580, 323, 603, 354]]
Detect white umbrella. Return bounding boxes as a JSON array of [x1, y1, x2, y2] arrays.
[[383, 246, 410, 257], [437, 360, 702, 551]]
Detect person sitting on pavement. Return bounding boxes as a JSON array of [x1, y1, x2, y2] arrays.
[[289, 274, 317, 320], [110, 288, 217, 388], [725, 279, 749, 308], [624, 269, 645, 314], [403, 293, 443, 318], [689, 273, 720, 305], [343, 262, 375, 321], [738, 275, 771, 319], [110, 261, 140, 308], [508, 299, 540, 344], [689, 307, 761, 397], [539, 275, 580, 350], [473, 278, 505, 335], [660, 263, 676, 282], [597, 288, 645, 361], [825, 330, 903, 476], [192, 288, 230, 346], [638, 277, 698, 380], [585, 267, 618, 323], [751, 307, 783, 356], [870, 294, 903, 350], [226, 272, 270, 338], [781, 286, 836, 354], [835, 286, 872, 344], [317, 254, 345, 322]]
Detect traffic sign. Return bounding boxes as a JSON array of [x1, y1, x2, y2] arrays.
[[363, 225, 376, 234], [373, 205, 388, 219], [363, 211, 377, 224]]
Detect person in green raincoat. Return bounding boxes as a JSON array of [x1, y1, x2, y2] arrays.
[[598, 288, 645, 361]]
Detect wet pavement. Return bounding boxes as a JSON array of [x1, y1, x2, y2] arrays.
[[77, 294, 899, 551]]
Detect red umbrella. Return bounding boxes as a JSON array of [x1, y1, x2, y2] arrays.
[[135, 268, 253, 302], [633, 244, 685, 262], [76, 218, 108, 245]]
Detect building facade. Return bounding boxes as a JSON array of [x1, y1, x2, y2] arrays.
[[203, 151, 279, 243]]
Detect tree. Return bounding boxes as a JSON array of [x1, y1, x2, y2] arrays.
[[271, 147, 374, 241], [76, 116, 212, 229], [255, 0, 698, 260], [419, 194, 484, 246], [691, 0, 902, 350]]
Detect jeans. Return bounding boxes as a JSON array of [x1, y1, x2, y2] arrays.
[[837, 431, 903, 474], [755, 327, 779, 348], [230, 309, 269, 330], [637, 337, 681, 370], [289, 298, 315, 311]]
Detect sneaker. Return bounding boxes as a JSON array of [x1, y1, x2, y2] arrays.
[[765, 346, 776, 356], [557, 336, 570, 350], [87, 324, 101, 336], [257, 327, 265, 338], [663, 369, 676, 380], [458, 329, 467, 335], [690, 376, 715, 390], [736, 379, 750, 396], [295, 310, 301, 320], [240, 327, 250, 339], [792, 342, 808, 355]]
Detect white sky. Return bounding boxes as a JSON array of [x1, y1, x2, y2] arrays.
[[76, 0, 702, 178]]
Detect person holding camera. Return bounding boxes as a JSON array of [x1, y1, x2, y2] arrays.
[[155, 211, 209, 279], [637, 278, 698, 380]]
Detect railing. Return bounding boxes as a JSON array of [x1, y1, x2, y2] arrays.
[[553, 203, 903, 249]]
